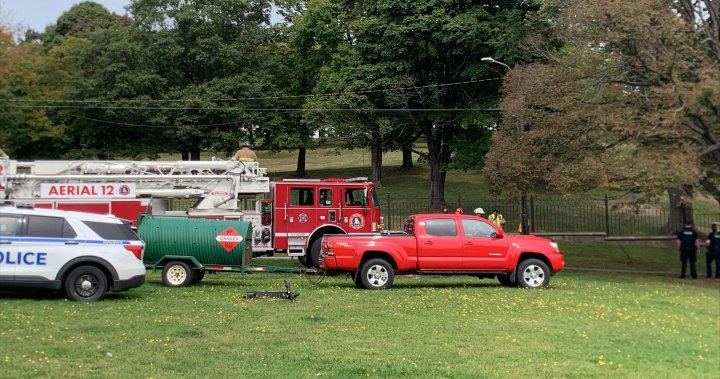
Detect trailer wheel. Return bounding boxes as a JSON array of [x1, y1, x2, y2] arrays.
[[517, 259, 550, 289], [64, 265, 108, 301], [191, 270, 205, 284], [162, 261, 193, 288], [359, 258, 394, 290]]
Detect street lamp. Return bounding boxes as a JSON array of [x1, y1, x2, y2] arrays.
[[481, 56, 530, 235], [481, 57, 511, 70]]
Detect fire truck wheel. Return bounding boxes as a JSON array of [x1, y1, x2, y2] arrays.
[[359, 258, 394, 290], [308, 239, 323, 268], [64, 265, 108, 301], [298, 254, 311, 267], [162, 261, 193, 288], [191, 270, 205, 284]]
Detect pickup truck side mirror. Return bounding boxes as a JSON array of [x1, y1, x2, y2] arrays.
[[495, 229, 505, 239]]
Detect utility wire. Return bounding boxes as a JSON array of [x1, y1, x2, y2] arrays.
[[3, 105, 501, 112], [1, 77, 502, 104]]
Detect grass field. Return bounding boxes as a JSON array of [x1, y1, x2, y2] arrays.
[[1, 243, 719, 378]]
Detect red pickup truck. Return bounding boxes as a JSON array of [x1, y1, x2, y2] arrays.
[[320, 213, 564, 289]]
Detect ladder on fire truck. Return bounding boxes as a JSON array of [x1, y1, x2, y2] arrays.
[[0, 157, 270, 210]]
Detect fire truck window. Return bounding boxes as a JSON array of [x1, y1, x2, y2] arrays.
[[291, 188, 315, 206], [25, 216, 77, 238], [0, 215, 23, 236], [425, 218, 457, 237], [319, 189, 333, 206], [345, 188, 367, 206]]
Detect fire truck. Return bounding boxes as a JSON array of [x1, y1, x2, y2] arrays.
[[0, 154, 382, 268]]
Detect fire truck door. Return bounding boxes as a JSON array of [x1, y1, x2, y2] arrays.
[[318, 188, 340, 226], [285, 186, 318, 238], [342, 187, 369, 232]]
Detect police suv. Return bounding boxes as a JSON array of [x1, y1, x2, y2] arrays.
[[0, 205, 145, 301]]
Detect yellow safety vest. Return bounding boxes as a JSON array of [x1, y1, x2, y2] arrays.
[[488, 213, 504, 228]]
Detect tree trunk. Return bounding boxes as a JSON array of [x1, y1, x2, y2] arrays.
[[180, 149, 189, 161], [401, 145, 413, 170], [663, 186, 694, 233], [423, 122, 452, 209], [295, 146, 307, 178], [371, 132, 383, 187], [428, 157, 447, 209], [190, 148, 201, 161]]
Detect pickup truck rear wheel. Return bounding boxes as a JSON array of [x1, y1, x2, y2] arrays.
[[517, 259, 550, 288], [359, 258, 394, 290]]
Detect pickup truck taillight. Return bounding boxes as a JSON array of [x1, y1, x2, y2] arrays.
[[320, 238, 334, 256], [123, 245, 144, 260]]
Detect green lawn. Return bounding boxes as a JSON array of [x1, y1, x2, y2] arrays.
[[2, 244, 719, 378]]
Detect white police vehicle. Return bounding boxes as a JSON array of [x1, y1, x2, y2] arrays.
[[0, 205, 145, 301]]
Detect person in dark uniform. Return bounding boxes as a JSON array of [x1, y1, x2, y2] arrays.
[[705, 222, 720, 279], [676, 222, 700, 279]]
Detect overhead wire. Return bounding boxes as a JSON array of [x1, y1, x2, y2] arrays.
[[2, 77, 503, 105]]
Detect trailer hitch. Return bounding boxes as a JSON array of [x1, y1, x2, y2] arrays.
[[243, 279, 299, 301]]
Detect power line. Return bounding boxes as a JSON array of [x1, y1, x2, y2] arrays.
[[4, 105, 501, 112], [1, 77, 502, 105]]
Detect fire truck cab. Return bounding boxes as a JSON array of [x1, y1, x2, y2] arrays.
[[268, 178, 381, 267]]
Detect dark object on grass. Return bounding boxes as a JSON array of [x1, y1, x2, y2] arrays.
[[244, 280, 299, 301]]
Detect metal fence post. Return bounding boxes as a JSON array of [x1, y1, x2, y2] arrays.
[[457, 193, 461, 210], [604, 194, 610, 236], [386, 194, 392, 230], [530, 195, 535, 233]]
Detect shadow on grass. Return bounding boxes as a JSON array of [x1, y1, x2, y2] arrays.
[[0, 288, 145, 301]]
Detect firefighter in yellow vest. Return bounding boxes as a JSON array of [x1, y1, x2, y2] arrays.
[[230, 142, 257, 162], [488, 208, 505, 230]]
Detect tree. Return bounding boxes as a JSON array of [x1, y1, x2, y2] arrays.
[[483, 0, 719, 230], [122, 0, 275, 160], [0, 25, 64, 158], [298, 0, 537, 203]]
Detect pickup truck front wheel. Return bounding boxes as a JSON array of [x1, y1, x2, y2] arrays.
[[517, 259, 550, 288], [359, 259, 394, 290]]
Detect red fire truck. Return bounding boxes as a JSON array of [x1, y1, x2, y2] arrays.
[[0, 155, 382, 268]]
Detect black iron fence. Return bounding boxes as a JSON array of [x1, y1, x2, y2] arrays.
[[379, 194, 719, 236]]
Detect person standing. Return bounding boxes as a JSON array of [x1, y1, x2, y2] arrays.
[[230, 142, 258, 162], [473, 208, 486, 218], [676, 222, 700, 279], [488, 208, 505, 230], [705, 222, 720, 278]]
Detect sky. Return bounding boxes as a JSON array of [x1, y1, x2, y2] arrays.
[[2, 0, 131, 32]]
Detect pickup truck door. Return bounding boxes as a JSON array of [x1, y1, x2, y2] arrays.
[[416, 218, 463, 270], [460, 219, 510, 270]]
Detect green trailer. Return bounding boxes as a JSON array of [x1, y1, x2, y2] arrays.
[[137, 215, 253, 287]]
